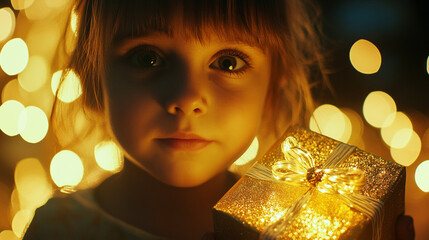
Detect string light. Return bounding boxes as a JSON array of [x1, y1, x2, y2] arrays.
[[94, 141, 124, 172], [0, 38, 29, 76], [50, 150, 84, 190], [0, 100, 25, 136], [0, 7, 15, 42], [51, 69, 83, 103], [349, 39, 382, 74], [415, 161, 429, 192], [18, 106, 49, 143], [11, 209, 34, 238], [231, 137, 259, 166], [390, 130, 421, 166], [0, 230, 18, 240], [363, 91, 396, 128], [309, 104, 351, 142], [380, 112, 413, 148], [14, 158, 52, 210]]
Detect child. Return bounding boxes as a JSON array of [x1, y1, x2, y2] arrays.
[[23, 0, 414, 239]]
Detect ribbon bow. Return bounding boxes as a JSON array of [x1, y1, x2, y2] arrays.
[[246, 136, 383, 240]]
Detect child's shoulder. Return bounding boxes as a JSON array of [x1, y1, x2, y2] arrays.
[[23, 189, 166, 240]]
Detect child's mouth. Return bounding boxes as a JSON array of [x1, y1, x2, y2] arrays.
[[155, 133, 212, 151]]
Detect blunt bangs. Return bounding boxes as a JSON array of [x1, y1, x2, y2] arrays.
[[100, 0, 287, 50]]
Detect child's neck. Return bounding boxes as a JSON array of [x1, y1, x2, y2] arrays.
[[95, 160, 237, 240]]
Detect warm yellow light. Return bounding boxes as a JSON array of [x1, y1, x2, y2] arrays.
[[309, 104, 350, 142], [363, 91, 397, 128], [51, 70, 83, 103], [427, 56, 429, 75], [381, 112, 413, 148], [50, 150, 84, 188], [45, 0, 68, 8], [18, 106, 49, 143], [94, 141, 124, 172], [415, 160, 429, 192], [341, 108, 364, 146], [11, 209, 34, 238], [24, 0, 52, 20], [18, 55, 49, 92], [70, 7, 78, 35], [1, 79, 23, 103], [0, 230, 18, 240], [14, 158, 52, 210], [26, 22, 61, 57], [11, 0, 35, 10], [390, 131, 421, 166], [0, 8, 15, 42], [232, 137, 259, 166], [0, 38, 29, 76], [349, 39, 382, 74], [0, 100, 25, 136]]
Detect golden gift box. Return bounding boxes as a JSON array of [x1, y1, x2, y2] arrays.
[[213, 126, 405, 240]]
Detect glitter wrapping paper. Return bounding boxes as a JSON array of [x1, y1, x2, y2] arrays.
[[213, 126, 405, 240]]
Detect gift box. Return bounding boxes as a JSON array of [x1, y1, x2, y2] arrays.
[[213, 126, 405, 240]]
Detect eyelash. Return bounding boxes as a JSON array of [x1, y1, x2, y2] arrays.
[[210, 49, 253, 76], [124, 45, 165, 69], [123, 46, 253, 77]]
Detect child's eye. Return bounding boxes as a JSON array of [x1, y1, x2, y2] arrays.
[[126, 46, 165, 68], [209, 49, 251, 74]]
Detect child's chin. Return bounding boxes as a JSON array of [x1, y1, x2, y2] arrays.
[[156, 171, 216, 188]]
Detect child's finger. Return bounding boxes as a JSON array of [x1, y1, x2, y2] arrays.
[[395, 215, 415, 240]]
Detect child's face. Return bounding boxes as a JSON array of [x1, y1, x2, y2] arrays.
[[102, 32, 271, 187]]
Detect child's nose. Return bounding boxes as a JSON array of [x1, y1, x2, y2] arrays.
[[165, 80, 208, 117]]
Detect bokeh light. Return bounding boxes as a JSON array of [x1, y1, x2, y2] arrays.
[[390, 130, 421, 166], [349, 39, 382, 74], [45, 0, 69, 8], [18, 106, 49, 143], [17, 55, 50, 92], [70, 7, 78, 35], [1, 79, 23, 103], [26, 21, 61, 57], [24, 0, 52, 20], [381, 112, 413, 148], [341, 108, 364, 146], [14, 158, 52, 210], [50, 150, 84, 189], [94, 141, 123, 172], [363, 91, 397, 128], [0, 38, 29, 76], [11, 0, 35, 10], [0, 100, 25, 136], [415, 160, 429, 192], [232, 137, 259, 166], [427, 55, 429, 75], [0, 230, 18, 240], [309, 104, 351, 142], [0, 7, 15, 42], [51, 70, 83, 103], [11, 209, 34, 238]]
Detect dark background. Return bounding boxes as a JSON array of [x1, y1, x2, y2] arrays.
[[0, 0, 428, 238]]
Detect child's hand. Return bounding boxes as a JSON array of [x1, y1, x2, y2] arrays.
[[396, 215, 415, 240]]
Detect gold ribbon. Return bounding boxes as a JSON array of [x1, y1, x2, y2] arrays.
[[246, 136, 383, 240]]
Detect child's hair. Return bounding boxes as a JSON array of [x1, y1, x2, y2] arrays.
[[53, 0, 327, 148]]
